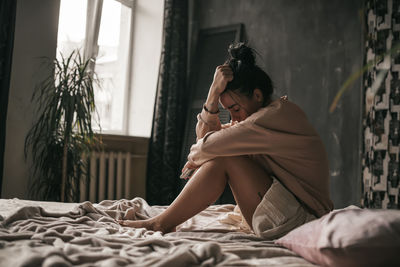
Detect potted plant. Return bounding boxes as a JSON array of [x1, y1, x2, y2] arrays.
[[25, 49, 101, 202]]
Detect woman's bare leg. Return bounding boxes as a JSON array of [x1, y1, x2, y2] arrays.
[[119, 156, 272, 233]]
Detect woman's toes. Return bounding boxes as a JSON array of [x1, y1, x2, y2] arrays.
[[118, 220, 133, 226], [117, 218, 171, 233], [118, 219, 145, 228]]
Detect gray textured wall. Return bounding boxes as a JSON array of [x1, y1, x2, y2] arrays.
[[191, 0, 364, 208]]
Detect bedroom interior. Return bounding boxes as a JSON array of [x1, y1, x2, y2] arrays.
[[0, 0, 399, 266]]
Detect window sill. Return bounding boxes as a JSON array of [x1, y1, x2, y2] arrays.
[[95, 133, 149, 155]]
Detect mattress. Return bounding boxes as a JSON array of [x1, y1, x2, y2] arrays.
[[0, 198, 316, 266]]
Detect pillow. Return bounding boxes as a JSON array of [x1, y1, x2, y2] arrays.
[[275, 206, 400, 267]]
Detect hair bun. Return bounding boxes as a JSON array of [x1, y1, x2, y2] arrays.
[[228, 42, 255, 66]]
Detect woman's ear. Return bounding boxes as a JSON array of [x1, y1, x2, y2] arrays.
[[253, 88, 264, 103]]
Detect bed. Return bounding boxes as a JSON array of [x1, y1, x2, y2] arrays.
[[0, 198, 315, 266], [1, 198, 399, 266]]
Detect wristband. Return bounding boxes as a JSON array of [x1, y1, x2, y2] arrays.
[[203, 104, 219, 114]]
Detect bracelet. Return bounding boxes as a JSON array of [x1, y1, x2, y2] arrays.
[[203, 104, 219, 114]]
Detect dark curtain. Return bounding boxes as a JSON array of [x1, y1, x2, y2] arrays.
[[0, 0, 17, 197], [146, 0, 188, 205]]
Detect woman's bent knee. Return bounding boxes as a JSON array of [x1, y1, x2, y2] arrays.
[[202, 156, 248, 170]]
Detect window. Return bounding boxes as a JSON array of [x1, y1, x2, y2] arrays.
[[57, 0, 164, 137]]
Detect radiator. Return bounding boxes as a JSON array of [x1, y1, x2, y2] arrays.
[[80, 151, 134, 202]]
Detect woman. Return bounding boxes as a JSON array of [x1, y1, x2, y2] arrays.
[[119, 43, 333, 239]]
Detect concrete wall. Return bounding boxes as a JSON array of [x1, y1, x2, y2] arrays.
[[191, 0, 364, 208], [2, 0, 60, 199]]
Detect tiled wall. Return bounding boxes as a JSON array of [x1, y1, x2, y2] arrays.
[[363, 0, 400, 208]]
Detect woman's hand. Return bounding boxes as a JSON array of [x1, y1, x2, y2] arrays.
[[210, 65, 233, 96], [204, 65, 233, 113], [180, 161, 199, 180]]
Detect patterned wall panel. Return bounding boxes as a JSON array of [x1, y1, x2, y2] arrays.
[[363, 0, 400, 209]]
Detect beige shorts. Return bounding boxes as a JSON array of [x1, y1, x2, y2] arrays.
[[252, 179, 315, 240]]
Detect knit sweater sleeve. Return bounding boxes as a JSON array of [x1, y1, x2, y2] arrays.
[[195, 108, 221, 141], [188, 101, 322, 167], [189, 119, 308, 166]]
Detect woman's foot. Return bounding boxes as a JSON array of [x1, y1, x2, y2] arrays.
[[118, 218, 176, 234]]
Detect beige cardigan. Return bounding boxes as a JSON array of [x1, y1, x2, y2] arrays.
[[188, 97, 333, 217]]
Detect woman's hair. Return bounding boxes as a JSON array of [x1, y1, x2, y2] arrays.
[[225, 43, 273, 104]]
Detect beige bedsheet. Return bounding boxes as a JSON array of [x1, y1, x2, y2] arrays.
[[0, 198, 316, 266]]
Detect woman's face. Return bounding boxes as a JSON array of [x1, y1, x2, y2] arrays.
[[219, 89, 264, 122]]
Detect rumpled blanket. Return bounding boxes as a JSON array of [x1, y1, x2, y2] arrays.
[[0, 198, 315, 266]]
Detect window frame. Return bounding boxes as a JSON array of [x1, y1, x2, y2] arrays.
[[83, 0, 135, 135]]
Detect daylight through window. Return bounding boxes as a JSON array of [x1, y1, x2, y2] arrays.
[[57, 0, 132, 134], [57, 0, 164, 137]]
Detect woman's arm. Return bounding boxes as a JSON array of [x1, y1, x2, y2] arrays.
[[188, 112, 322, 168], [181, 65, 233, 178], [195, 65, 233, 140]]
